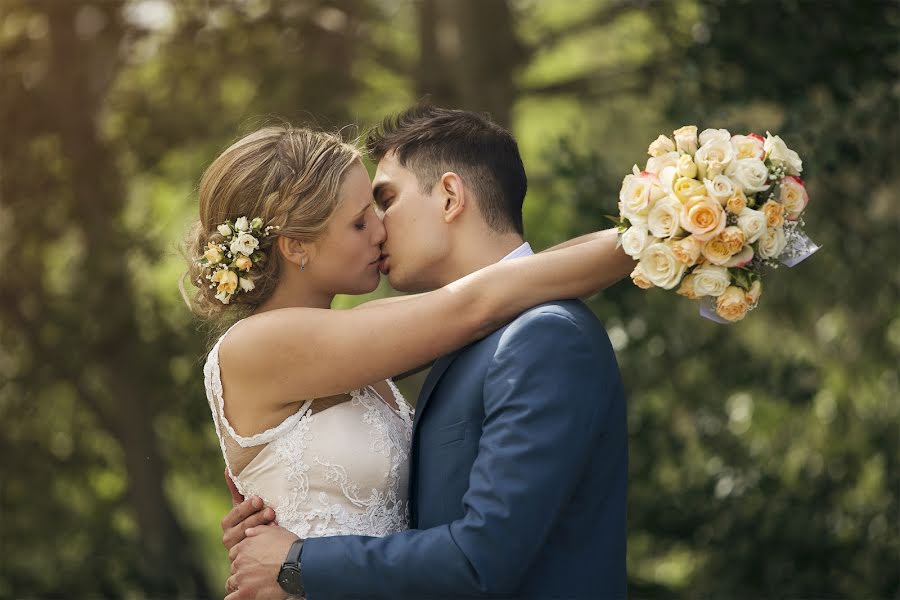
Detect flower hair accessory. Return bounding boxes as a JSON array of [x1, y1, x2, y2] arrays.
[[197, 216, 279, 305]]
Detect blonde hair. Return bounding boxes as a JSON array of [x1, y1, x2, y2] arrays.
[[181, 125, 361, 320]]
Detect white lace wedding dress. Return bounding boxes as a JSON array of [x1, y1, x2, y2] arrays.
[[203, 323, 414, 539]]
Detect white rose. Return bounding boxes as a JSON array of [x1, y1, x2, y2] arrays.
[[648, 135, 676, 157], [621, 225, 652, 258], [758, 226, 787, 260], [230, 232, 259, 256], [737, 207, 767, 244], [705, 174, 738, 204], [215, 290, 232, 304], [694, 139, 735, 179], [234, 216, 250, 232], [238, 277, 255, 293], [699, 128, 732, 146], [676, 154, 697, 179], [619, 172, 665, 221], [726, 158, 770, 193], [673, 125, 699, 155], [691, 264, 731, 297], [217, 223, 232, 237], [764, 132, 803, 175], [731, 134, 765, 160], [658, 166, 678, 196], [648, 196, 683, 240], [645, 151, 680, 176], [639, 242, 687, 290], [779, 175, 809, 220]]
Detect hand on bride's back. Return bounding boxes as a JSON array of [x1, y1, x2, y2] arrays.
[[222, 469, 277, 551]]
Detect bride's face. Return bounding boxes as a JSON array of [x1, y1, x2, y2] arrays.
[[306, 161, 386, 296]]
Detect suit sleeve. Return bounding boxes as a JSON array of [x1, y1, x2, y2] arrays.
[[301, 310, 614, 598]]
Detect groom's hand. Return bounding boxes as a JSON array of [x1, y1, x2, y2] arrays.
[[222, 470, 277, 551], [225, 525, 299, 600]]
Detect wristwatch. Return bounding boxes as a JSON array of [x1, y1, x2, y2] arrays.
[[277, 538, 305, 597]]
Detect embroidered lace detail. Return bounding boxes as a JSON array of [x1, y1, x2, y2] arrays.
[[203, 321, 413, 539]]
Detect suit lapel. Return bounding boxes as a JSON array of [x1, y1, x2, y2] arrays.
[[412, 349, 462, 437]]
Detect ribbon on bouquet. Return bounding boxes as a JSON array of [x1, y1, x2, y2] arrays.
[[699, 223, 821, 324]]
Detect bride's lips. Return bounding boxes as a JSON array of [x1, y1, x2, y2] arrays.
[[377, 254, 390, 274]]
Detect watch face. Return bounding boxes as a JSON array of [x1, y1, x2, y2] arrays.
[[278, 566, 302, 595]]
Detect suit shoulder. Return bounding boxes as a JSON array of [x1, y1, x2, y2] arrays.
[[514, 300, 600, 329]]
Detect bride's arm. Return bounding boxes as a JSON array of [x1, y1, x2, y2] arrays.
[[223, 233, 635, 404]]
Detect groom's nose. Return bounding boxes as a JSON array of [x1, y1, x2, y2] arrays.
[[373, 215, 387, 246]]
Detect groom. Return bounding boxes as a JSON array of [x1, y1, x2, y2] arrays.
[[222, 104, 629, 599]]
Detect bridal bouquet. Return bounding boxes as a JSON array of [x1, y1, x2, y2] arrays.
[[617, 126, 818, 322]]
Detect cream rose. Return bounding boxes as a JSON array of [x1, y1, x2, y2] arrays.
[[758, 226, 787, 260], [619, 173, 651, 221], [212, 269, 238, 294], [694, 139, 735, 179], [676, 273, 700, 299], [726, 158, 770, 193], [234, 255, 253, 271], [745, 280, 762, 306], [630, 263, 654, 289], [716, 286, 750, 322], [731, 133, 765, 160], [699, 128, 732, 146], [676, 154, 697, 179], [720, 225, 746, 254], [701, 238, 734, 266], [725, 191, 748, 215], [204, 242, 224, 265], [673, 125, 699, 155], [691, 264, 731, 297], [648, 196, 684, 240], [648, 135, 676, 157], [737, 207, 767, 243], [217, 223, 232, 237], [762, 199, 785, 228], [645, 152, 680, 176], [672, 236, 702, 266], [638, 242, 687, 290], [230, 232, 259, 256], [234, 216, 250, 232], [672, 177, 707, 204], [764, 132, 803, 175], [621, 226, 651, 259], [705, 174, 738, 204], [238, 277, 255, 293], [680, 195, 726, 241], [779, 175, 809, 220]]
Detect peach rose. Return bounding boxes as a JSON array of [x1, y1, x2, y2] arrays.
[[631, 264, 654, 289], [725, 191, 748, 215], [716, 286, 750, 322], [762, 199, 785, 228], [779, 175, 809, 220], [671, 236, 702, 266], [680, 195, 726, 242], [676, 273, 700, 299], [720, 226, 746, 255], [234, 255, 253, 271], [701, 238, 734, 266]]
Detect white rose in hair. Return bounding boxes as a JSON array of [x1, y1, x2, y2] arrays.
[[764, 132, 803, 175], [726, 158, 770, 193], [217, 223, 232, 237], [648, 196, 683, 240], [621, 226, 651, 259], [699, 128, 732, 146], [737, 207, 767, 244], [639, 242, 687, 290], [705, 174, 738, 204], [234, 216, 250, 232], [230, 232, 259, 256], [691, 264, 731, 297], [694, 139, 735, 179], [239, 277, 255, 293]]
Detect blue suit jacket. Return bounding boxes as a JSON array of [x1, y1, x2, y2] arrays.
[[303, 300, 628, 599]]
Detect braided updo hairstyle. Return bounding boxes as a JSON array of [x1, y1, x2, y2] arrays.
[[181, 125, 361, 320]]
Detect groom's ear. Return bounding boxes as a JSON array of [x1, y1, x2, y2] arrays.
[[439, 172, 466, 224]]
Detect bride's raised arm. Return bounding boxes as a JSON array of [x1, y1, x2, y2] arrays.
[[223, 229, 633, 404]]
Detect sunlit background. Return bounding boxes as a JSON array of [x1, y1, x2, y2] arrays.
[[1, 0, 897, 597]]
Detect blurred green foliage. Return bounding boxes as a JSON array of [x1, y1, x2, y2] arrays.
[[1, 0, 896, 598]]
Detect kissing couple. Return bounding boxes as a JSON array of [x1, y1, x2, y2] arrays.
[[182, 103, 634, 599]]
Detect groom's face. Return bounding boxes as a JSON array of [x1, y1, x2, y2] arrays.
[[372, 151, 451, 292]]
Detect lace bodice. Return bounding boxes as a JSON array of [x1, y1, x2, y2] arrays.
[[203, 322, 414, 539]]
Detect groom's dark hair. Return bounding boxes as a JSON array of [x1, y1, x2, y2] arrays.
[[366, 103, 527, 235]]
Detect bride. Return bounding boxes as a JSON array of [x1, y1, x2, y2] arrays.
[[181, 123, 630, 587]]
